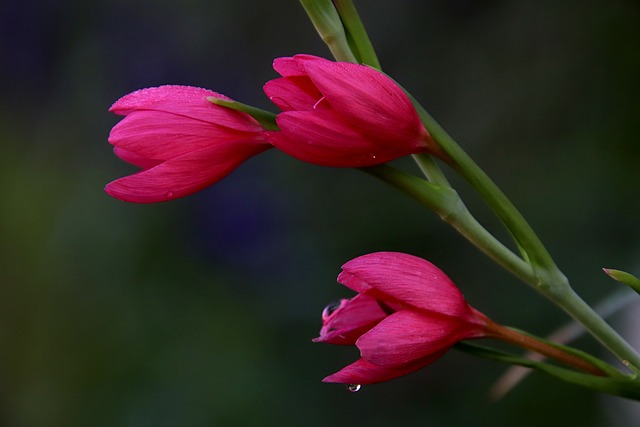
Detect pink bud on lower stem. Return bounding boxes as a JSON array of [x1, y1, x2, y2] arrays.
[[315, 252, 606, 386]]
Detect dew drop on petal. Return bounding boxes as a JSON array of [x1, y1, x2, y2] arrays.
[[165, 191, 174, 198], [346, 384, 361, 393], [322, 299, 342, 319]]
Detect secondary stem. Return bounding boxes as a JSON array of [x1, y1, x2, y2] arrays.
[[485, 320, 607, 376], [363, 165, 534, 284], [365, 165, 640, 369], [414, 105, 640, 368], [547, 287, 640, 369], [301, 0, 640, 372]]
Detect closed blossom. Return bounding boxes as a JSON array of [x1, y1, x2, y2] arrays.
[[315, 252, 490, 385], [105, 85, 271, 203], [264, 55, 435, 167]]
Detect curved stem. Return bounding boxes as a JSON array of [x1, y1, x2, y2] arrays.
[[364, 164, 640, 369], [332, 0, 381, 69], [363, 165, 534, 284], [409, 102, 640, 368], [412, 101, 557, 275], [485, 321, 606, 376], [457, 342, 640, 400], [300, 0, 640, 373]]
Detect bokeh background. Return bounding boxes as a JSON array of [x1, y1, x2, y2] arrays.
[[1, 0, 639, 426]]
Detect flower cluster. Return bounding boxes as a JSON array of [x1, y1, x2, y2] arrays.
[[105, 55, 433, 203], [104, 52, 612, 391]]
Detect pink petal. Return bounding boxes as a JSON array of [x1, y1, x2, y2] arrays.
[[263, 76, 321, 112], [338, 252, 474, 318], [313, 294, 389, 345], [356, 310, 482, 367], [321, 352, 445, 385], [272, 54, 322, 77], [113, 147, 161, 169], [105, 140, 269, 203], [335, 270, 374, 294], [303, 60, 425, 146], [109, 85, 264, 133], [272, 57, 307, 77], [269, 111, 419, 167], [109, 110, 261, 161], [274, 110, 363, 147]]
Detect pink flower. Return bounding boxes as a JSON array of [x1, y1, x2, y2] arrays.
[[105, 85, 271, 203], [263, 55, 434, 167], [315, 252, 490, 385]]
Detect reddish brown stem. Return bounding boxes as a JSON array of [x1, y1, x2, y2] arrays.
[[484, 320, 607, 377]]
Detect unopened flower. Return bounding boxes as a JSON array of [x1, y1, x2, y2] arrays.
[[315, 252, 490, 385], [105, 85, 271, 203], [264, 55, 435, 167]]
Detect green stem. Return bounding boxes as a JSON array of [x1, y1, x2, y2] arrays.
[[332, 0, 381, 68], [413, 101, 556, 274], [301, 0, 640, 372], [207, 97, 278, 130], [548, 286, 640, 369], [412, 153, 452, 188], [409, 101, 640, 368], [364, 164, 640, 369], [363, 165, 534, 284], [299, 0, 358, 63], [457, 342, 640, 400]]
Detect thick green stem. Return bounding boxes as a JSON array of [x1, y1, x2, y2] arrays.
[[413, 101, 557, 274], [301, 0, 640, 373], [409, 102, 640, 368], [332, 0, 381, 68], [299, 0, 358, 63], [363, 165, 534, 285], [364, 165, 640, 369]]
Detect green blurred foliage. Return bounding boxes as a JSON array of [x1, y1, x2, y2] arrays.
[[0, 0, 638, 426]]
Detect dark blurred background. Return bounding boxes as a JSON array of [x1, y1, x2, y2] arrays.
[[1, 0, 639, 426]]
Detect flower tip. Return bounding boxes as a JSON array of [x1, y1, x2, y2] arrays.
[[104, 181, 128, 202], [104, 179, 174, 204], [321, 374, 341, 384], [103, 183, 117, 198], [104, 181, 138, 203]]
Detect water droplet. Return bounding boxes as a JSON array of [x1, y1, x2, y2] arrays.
[[322, 299, 343, 319], [346, 384, 361, 393], [165, 191, 174, 198]]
